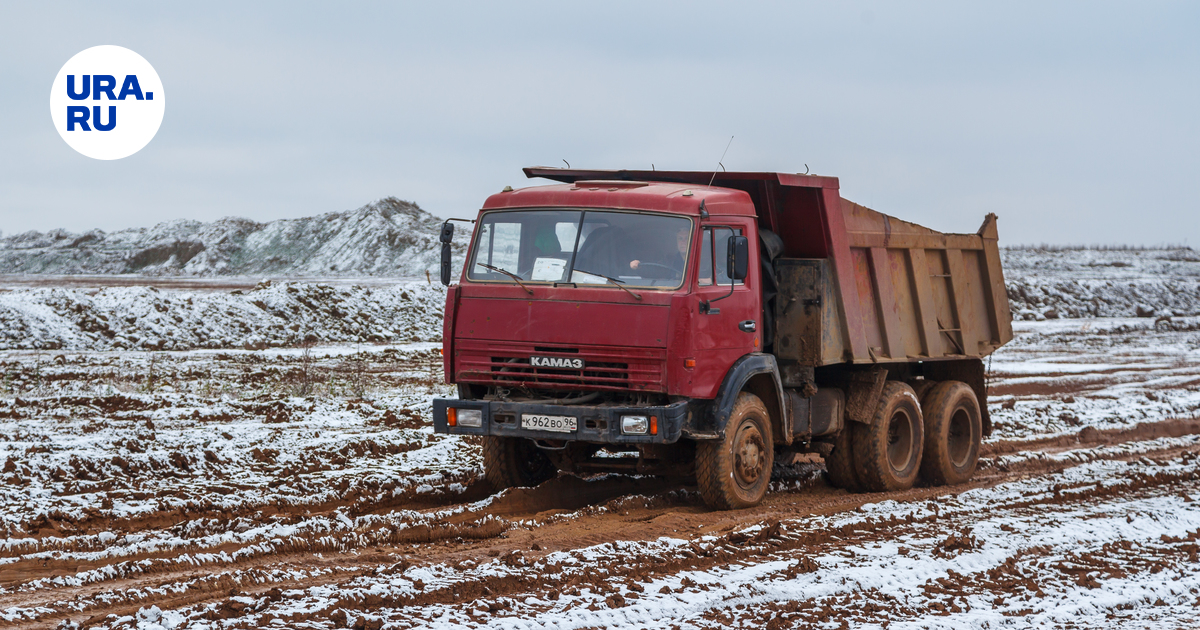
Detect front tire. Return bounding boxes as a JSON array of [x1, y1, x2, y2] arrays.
[[852, 381, 924, 492], [696, 393, 774, 510], [919, 381, 982, 486], [482, 436, 556, 490]]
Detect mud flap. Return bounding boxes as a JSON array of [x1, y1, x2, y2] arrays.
[[844, 368, 887, 425]]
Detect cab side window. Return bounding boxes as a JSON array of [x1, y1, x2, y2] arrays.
[[697, 227, 744, 287], [698, 229, 714, 286]]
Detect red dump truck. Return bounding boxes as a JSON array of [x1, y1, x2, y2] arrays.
[[433, 168, 1013, 509]]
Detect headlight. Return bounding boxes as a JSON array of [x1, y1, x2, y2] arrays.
[[456, 409, 483, 427], [621, 415, 649, 435]]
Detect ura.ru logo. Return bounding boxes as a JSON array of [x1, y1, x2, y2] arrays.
[[64, 74, 155, 131], [50, 45, 166, 160]]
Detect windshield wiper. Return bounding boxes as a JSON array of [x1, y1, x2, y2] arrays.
[[478, 263, 533, 295], [572, 268, 642, 301]]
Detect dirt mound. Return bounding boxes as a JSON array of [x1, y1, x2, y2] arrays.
[[1002, 247, 1200, 320], [0, 197, 470, 277], [0, 280, 444, 351]]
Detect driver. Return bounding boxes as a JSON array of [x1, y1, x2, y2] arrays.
[[629, 224, 690, 279]]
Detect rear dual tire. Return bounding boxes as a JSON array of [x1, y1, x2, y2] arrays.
[[919, 381, 982, 486], [824, 379, 982, 493], [825, 381, 925, 493], [852, 381, 925, 492]]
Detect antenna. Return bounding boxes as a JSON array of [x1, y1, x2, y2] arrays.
[[708, 136, 734, 187], [563, 159, 570, 168]]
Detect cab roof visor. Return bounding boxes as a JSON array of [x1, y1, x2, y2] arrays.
[[571, 180, 649, 189], [522, 166, 841, 191]]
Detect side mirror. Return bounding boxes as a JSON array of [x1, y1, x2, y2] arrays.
[[439, 222, 454, 286], [727, 235, 749, 281]]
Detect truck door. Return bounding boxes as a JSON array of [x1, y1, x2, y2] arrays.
[[692, 221, 760, 394]]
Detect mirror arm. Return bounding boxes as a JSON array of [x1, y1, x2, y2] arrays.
[[701, 234, 748, 314], [700, 282, 736, 314], [439, 218, 476, 286]]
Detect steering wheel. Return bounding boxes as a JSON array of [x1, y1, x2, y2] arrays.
[[636, 262, 680, 273]]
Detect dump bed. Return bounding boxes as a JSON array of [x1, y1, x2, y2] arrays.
[[524, 167, 1014, 366], [771, 200, 1012, 366]]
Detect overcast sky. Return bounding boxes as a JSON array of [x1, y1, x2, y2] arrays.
[[1, 1, 1197, 246]]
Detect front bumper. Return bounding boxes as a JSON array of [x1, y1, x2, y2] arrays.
[[432, 398, 690, 444]]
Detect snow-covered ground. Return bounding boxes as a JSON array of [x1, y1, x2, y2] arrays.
[[987, 318, 1200, 440], [0, 344, 465, 535], [1002, 247, 1200, 320], [0, 317, 1196, 628], [0, 247, 1199, 628], [0, 247, 1195, 351], [0, 280, 445, 351], [208, 452, 1200, 630]]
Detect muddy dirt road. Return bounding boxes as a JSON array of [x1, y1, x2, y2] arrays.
[[2, 317, 1199, 629]]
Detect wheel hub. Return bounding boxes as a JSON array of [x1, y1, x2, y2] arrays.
[[947, 408, 973, 467], [886, 409, 915, 473], [734, 426, 766, 486]]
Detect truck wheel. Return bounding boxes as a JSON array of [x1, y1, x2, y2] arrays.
[[919, 381, 982, 486], [696, 393, 774, 510], [908, 378, 938, 403], [852, 381, 924, 492], [823, 425, 861, 492], [482, 436, 556, 490]]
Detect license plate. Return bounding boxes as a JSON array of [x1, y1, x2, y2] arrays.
[[521, 414, 577, 433]]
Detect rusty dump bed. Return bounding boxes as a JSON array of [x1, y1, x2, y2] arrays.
[[525, 167, 1014, 366]]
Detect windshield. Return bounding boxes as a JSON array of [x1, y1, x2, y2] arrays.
[[468, 209, 692, 289]]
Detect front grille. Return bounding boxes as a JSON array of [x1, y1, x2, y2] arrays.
[[455, 340, 666, 392], [490, 357, 630, 388]]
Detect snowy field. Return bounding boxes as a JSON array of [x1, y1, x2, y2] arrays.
[[1001, 247, 1200, 320], [0, 314, 1196, 628], [0, 247, 1195, 352], [0, 247, 1198, 629], [0, 280, 445, 351]]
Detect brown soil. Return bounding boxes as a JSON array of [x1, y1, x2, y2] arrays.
[[4, 327, 1200, 628], [4, 417, 1199, 629], [981, 417, 1200, 458]]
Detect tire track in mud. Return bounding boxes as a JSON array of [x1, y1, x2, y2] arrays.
[[0, 469, 678, 587], [981, 417, 1200, 459], [6, 419, 1200, 629], [2, 464, 486, 545], [55, 444, 1200, 629]]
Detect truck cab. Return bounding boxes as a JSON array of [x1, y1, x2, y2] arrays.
[[434, 168, 1013, 510]]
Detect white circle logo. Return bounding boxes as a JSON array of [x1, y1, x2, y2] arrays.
[[50, 46, 165, 160]]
